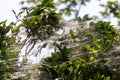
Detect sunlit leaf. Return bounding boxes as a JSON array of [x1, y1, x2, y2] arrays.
[[7, 37, 15, 45], [89, 56, 95, 61]]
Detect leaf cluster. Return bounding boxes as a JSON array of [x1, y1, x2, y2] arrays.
[[101, 1, 120, 18], [0, 21, 18, 79], [19, 0, 61, 41], [39, 19, 120, 80]]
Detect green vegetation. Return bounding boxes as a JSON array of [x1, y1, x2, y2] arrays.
[[39, 20, 120, 80], [0, 21, 18, 79], [1, 0, 120, 79]]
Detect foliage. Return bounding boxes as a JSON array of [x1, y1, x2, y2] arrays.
[[101, 1, 120, 18], [19, 0, 61, 40], [17, 0, 62, 55], [1, 0, 120, 79], [20, 0, 91, 19], [17, 0, 120, 79], [0, 21, 18, 79], [92, 21, 118, 53], [100, 1, 120, 26], [39, 19, 120, 80]]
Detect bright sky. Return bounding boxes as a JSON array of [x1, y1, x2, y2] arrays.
[[0, 0, 21, 24]]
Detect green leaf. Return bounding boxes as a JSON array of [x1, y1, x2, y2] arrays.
[[105, 76, 110, 80], [68, 65, 73, 74], [93, 37, 101, 49], [82, 45, 90, 52], [69, 29, 76, 39], [42, 43, 48, 48], [7, 37, 15, 45], [18, 11, 24, 16], [89, 56, 95, 61], [30, 7, 43, 16]]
